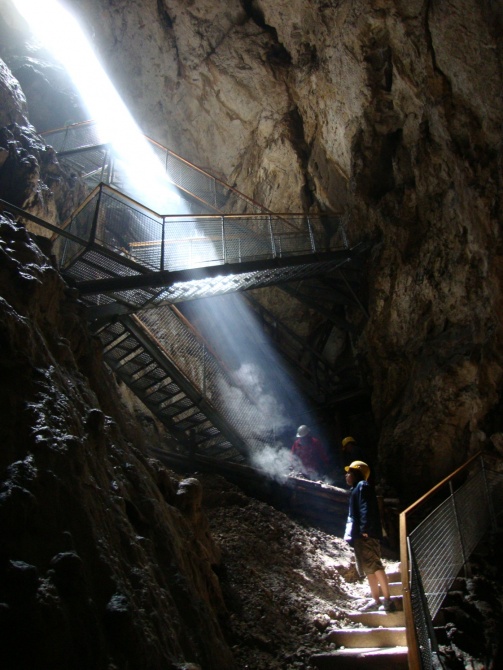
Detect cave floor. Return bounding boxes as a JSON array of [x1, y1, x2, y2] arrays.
[[199, 472, 399, 669], [197, 472, 502, 670]]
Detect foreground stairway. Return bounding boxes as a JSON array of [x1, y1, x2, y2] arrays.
[[311, 568, 408, 669]]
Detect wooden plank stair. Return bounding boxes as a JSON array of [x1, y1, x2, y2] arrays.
[[311, 569, 409, 669]]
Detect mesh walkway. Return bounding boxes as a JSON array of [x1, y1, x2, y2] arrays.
[[34, 122, 368, 462], [53, 183, 354, 319]]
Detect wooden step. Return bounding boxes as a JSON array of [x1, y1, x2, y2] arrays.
[[386, 570, 401, 582], [387, 581, 403, 596], [326, 626, 407, 648], [311, 646, 408, 669], [349, 595, 403, 612], [346, 610, 405, 627]]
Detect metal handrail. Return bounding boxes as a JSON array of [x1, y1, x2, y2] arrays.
[[41, 120, 343, 223], [55, 182, 345, 273], [41, 120, 263, 213], [399, 453, 502, 669]]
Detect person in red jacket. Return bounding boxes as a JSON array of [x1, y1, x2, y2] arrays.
[[290, 425, 329, 480]]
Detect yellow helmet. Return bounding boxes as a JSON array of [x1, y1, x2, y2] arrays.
[[344, 460, 370, 481], [341, 436, 356, 449]]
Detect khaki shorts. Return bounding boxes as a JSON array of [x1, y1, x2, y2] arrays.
[[353, 537, 384, 577]]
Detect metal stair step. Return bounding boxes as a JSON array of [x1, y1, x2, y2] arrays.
[[102, 329, 129, 353], [94, 316, 248, 459], [140, 378, 178, 396], [191, 419, 213, 434], [171, 404, 200, 420], [157, 391, 187, 409], [138, 383, 174, 402], [129, 362, 163, 385], [114, 346, 144, 368], [158, 403, 195, 419], [176, 413, 211, 431], [196, 433, 229, 450]]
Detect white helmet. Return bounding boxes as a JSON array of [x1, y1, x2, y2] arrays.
[[296, 425, 310, 438]]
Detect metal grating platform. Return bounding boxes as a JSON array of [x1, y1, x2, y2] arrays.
[[27, 124, 369, 463]]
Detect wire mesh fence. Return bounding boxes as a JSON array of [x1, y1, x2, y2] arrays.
[[96, 189, 163, 269], [137, 305, 278, 455], [403, 455, 503, 669], [56, 184, 342, 279], [41, 122, 109, 152], [42, 121, 266, 215], [409, 546, 443, 670]]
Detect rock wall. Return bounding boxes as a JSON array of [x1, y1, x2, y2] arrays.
[[0, 65, 233, 670], [1, 3, 502, 666], [1, 0, 502, 499], [0, 213, 235, 670]]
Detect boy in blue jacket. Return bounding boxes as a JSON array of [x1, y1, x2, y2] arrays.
[[344, 460, 395, 612]]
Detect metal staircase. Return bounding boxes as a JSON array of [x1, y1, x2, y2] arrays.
[[42, 120, 276, 216], [243, 293, 365, 404], [97, 313, 249, 461], [35, 122, 370, 463]]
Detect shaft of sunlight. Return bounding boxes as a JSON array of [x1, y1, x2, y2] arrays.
[[13, 0, 319, 478], [13, 0, 183, 213]]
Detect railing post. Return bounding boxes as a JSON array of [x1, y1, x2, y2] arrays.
[[89, 184, 103, 247], [62, 124, 70, 153], [100, 148, 110, 184], [307, 215, 316, 252], [400, 515, 422, 670], [268, 215, 276, 258], [160, 216, 165, 271], [221, 215, 226, 263], [60, 235, 70, 269]]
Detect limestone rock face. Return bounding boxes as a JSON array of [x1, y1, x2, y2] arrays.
[[0, 58, 28, 127], [0, 217, 233, 668], [1, 0, 502, 498]]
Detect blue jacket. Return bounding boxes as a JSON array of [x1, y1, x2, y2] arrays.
[[344, 480, 382, 545]]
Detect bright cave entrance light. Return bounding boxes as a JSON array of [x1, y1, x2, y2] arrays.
[[12, 0, 319, 476], [13, 0, 182, 213]]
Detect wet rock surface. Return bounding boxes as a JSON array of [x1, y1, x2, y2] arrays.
[[0, 215, 234, 670]]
